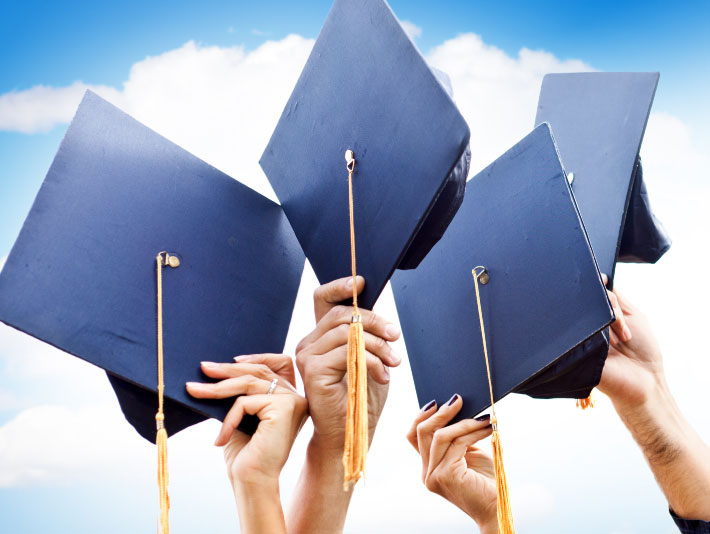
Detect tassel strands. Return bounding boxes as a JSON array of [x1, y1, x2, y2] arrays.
[[156, 252, 180, 534], [342, 150, 369, 489], [472, 267, 515, 534], [576, 390, 595, 410]]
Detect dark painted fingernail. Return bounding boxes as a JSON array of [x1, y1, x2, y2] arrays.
[[447, 394, 459, 406], [474, 414, 491, 422], [421, 399, 436, 411]]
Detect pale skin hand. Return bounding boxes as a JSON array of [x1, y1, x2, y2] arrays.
[[598, 276, 710, 521], [407, 395, 498, 534], [186, 355, 308, 534], [287, 276, 402, 534]]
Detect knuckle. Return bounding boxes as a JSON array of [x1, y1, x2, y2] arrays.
[[373, 335, 388, 352], [337, 323, 351, 337], [452, 436, 467, 447], [313, 284, 328, 303], [424, 474, 440, 492]]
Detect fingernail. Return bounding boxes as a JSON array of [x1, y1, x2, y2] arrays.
[[382, 365, 390, 382], [421, 399, 436, 411], [389, 348, 401, 365], [345, 278, 354, 289], [623, 327, 632, 341], [234, 355, 252, 362], [447, 394, 459, 406], [201, 361, 217, 368], [474, 414, 490, 422], [385, 323, 401, 339], [186, 381, 202, 389]]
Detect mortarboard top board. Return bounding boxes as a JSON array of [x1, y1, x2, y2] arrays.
[[0, 91, 305, 441], [391, 124, 614, 420], [260, 0, 471, 310], [535, 72, 671, 286]]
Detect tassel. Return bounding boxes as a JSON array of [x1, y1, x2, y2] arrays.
[[343, 315, 368, 487], [576, 390, 595, 410], [342, 149, 368, 488], [156, 414, 170, 534], [491, 419, 515, 534], [472, 267, 515, 534]]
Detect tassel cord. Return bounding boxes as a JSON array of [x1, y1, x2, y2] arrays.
[[472, 269, 515, 534]]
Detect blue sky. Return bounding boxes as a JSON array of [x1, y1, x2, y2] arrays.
[[1, 1, 709, 533], [1, 0, 709, 258]]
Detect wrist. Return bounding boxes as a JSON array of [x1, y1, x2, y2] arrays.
[[286, 437, 354, 534], [232, 466, 281, 495], [233, 478, 286, 534], [610, 370, 670, 419], [233, 475, 280, 496]]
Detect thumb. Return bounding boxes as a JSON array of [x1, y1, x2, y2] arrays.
[[313, 275, 365, 322]]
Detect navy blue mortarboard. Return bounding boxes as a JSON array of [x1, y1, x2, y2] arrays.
[[391, 124, 614, 420], [0, 91, 305, 441], [535, 72, 671, 285], [260, 0, 471, 310]]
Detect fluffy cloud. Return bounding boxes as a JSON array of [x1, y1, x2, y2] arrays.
[[427, 33, 593, 173], [400, 20, 422, 41], [0, 28, 706, 534], [0, 82, 122, 134]]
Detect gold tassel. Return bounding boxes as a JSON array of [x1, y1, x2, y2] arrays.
[[156, 414, 170, 534], [156, 252, 179, 534], [472, 268, 515, 534], [342, 150, 368, 488], [491, 421, 514, 534], [576, 390, 595, 410]]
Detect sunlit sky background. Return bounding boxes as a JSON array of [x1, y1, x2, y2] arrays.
[[1, 1, 708, 533]]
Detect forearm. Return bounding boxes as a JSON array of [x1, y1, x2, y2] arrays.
[[287, 436, 355, 534], [234, 478, 286, 534], [612, 376, 710, 520]]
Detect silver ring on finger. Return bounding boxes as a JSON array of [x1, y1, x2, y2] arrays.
[[266, 378, 278, 395]]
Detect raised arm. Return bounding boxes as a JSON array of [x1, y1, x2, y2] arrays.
[[287, 276, 402, 533], [187, 354, 308, 534], [598, 276, 710, 522]]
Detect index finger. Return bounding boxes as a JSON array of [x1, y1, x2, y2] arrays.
[[313, 276, 365, 322]]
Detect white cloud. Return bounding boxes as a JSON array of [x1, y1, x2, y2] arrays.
[[0, 255, 6, 273], [400, 20, 422, 41], [0, 30, 706, 534], [427, 33, 593, 174], [0, 81, 122, 134]]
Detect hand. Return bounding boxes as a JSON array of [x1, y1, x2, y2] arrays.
[[286, 276, 401, 534], [597, 274, 665, 409], [186, 356, 307, 534], [295, 275, 401, 452], [186, 355, 307, 485], [407, 395, 498, 533]]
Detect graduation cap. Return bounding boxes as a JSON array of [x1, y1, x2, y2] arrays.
[[259, 0, 470, 486], [260, 0, 471, 311], [535, 72, 671, 285], [0, 91, 305, 440], [391, 123, 614, 419], [393, 124, 614, 532]]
